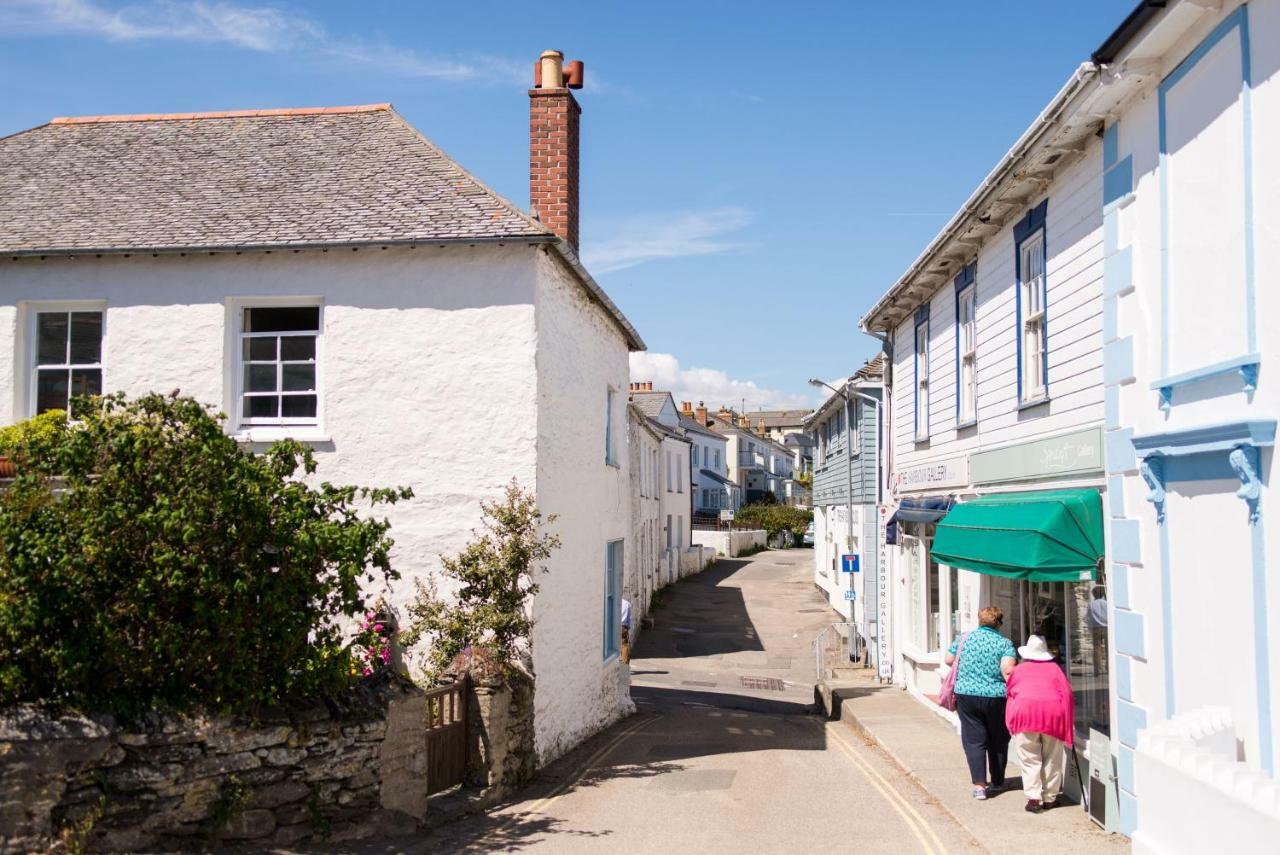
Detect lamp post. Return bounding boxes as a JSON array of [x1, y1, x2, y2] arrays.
[[809, 378, 857, 644]]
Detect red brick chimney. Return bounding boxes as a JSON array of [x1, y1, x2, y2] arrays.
[[530, 51, 583, 251], [696, 402, 708, 424]]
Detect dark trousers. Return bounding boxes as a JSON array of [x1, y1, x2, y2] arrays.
[[956, 694, 1011, 786]]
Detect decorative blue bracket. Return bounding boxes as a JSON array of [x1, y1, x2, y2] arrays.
[[1140, 455, 1166, 524], [1229, 445, 1262, 523], [1151, 354, 1261, 413]]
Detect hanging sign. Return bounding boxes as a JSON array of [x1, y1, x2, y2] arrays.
[[841, 554, 859, 573]]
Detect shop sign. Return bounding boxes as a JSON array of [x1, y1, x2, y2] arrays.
[[894, 456, 969, 492], [876, 504, 891, 679], [970, 426, 1103, 485], [841, 554, 859, 573]]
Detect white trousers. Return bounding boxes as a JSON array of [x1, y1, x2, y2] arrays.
[[1013, 731, 1065, 802]]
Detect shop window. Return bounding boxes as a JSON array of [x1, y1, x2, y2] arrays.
[[905, 534, 942, 653]]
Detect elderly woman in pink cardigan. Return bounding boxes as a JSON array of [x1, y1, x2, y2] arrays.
[[1005, 635, 1075, 813]]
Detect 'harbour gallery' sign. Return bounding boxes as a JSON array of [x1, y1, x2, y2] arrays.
[[894, 456, 969, 493]]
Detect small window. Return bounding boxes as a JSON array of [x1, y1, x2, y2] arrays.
[[239, 306, 319, 426], [958, 285, 977, 423], [603, 540, 623, 659], [31, 309, 103, 415], [714, 449, 721, 470], [1019, 232, 1047, 402], [915, 320, 930, 441], [605, 388, 617, 464]]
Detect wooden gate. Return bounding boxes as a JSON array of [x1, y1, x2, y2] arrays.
[[424, 675, 469, 795]]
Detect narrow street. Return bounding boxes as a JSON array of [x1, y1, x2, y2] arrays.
[[317, 549, 979, 854]]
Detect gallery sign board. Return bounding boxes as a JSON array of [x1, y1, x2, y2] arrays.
[[894, 456, 969, 493], [970, 426, 1104, 485]]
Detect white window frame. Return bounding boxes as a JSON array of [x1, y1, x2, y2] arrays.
[[914, 321, 930, 441], [21, 300, 107, 419], [605, 387, 617, 465], [227, 297, 326, 441], [957, 285, 977, 424], [1018, 231, 1048, 404]]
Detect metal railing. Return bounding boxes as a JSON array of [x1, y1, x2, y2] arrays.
[[813, 621, 862, 681], [738, 451, 766, 468]]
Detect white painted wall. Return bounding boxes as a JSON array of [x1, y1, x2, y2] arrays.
[[1106, 0, 1280, 834], [627, 409, 662, 641], [530, 247, 633, 765]]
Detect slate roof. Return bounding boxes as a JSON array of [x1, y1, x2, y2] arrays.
[[629, 391, 673, 420], [678, 415, 723, 440], [0, 105, 552, 254]]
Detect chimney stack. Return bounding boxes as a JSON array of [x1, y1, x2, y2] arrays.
[[530, 50, 584, 251], [696, 402, 708, 424], [681, 401, 693, 415]]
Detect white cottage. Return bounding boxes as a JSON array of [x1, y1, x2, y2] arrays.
[[0, 52, 644, 766]]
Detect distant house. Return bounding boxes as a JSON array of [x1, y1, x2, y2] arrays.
[[677, 402, 737, 514], [0, 52, 643, 766], [711, 408, 797, 505], [627, 384, 693, 582]]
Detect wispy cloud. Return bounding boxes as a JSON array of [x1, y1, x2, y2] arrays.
[[630, 352, 813, 412], [583, 207, 753, 275], [0, 0, 524, 83]]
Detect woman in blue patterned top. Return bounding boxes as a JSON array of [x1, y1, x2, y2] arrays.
[[945, 605, 1017, 800]]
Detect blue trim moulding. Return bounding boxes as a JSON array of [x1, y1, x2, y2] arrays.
[[1104, 157, 1133, 207], [1150, 353, 1261, 411], [1103, 123, 1119, 169], [954, 263, 976, 424], [1104, 337, 1135, 386], [1156, 5, 1257, 401], [1105, 428, 1137, 474], [1117, 700, 1147, 749], [1013, 199, 1049, 243], [1116, 653, 1133, 701], [1111, 518, 1142, 565], [1118, 744, 1136, 794], [1112, 562, 1131, 610], [1115, 609, 1146, 659], [1118, 790, 1138, 837], [1131, 418, 1276, 458], [1103, 246, 1133, 298]]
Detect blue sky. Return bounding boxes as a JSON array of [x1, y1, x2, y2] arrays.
[[1, 0, 1130, 409]]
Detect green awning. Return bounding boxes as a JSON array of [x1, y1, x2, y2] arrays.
[[931, 489, 1103, 582]]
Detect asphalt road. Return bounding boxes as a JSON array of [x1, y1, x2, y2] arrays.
[[292, 548, 979, 855]]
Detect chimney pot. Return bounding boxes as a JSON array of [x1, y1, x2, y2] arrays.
[[530, 50, 582, 250]]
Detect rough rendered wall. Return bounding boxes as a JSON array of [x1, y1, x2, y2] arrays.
[[530, 247, 633, 765], [0, 246, 540, 641]]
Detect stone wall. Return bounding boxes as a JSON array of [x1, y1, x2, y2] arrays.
[[691, 528, 767, 558], [0, 677, 428, 853]]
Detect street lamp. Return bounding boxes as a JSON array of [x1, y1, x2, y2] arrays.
[[809, 378, 857, 641]]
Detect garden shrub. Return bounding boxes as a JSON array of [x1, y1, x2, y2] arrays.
[[735, 503, 813, 544], [0, 393, 411, 715], [400, 481, 560, 681]]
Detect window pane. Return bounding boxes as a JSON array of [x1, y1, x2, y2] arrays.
[[70, 368, 101, 399], [280, 335, 316, 361], [244, 395, 278, 419], [281, 395, 317, 419], [68, 313, 102, 364], [36, 313, 68, 365], [245, 364, 277, 393], [36, 369, 68, 414], [245, 337, 276, 361], [244, 306, 319, 333], [281, 364, 315, 392]]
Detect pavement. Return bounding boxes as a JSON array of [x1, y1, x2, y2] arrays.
[[269, 548, 1121, 855], [825, 667, 1129, 855]]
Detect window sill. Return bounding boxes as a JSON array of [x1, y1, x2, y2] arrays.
[[913, 435, 930, 446], [231, 427, 331, 444], [900, 646, 943, 667], [606, 460, 620, 469], [1017, 396, 1050, 412], [956, 418, 978, 431]]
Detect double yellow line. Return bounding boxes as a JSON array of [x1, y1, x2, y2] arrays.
[[827, 722, 949, 855]]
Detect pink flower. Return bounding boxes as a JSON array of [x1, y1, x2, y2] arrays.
[[373, 624, 383, 634], [362, 667, 372, 676]]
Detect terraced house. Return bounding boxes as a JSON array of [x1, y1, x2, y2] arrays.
[[0, 51, 644, 766]]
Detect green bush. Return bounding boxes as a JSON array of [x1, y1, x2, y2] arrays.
[[735, 503, 813, 543], [0, 409, 70, 463], [0, 393, 411, 714]]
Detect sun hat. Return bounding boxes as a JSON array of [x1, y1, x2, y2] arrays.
[[1017, 634, 1055, 662]]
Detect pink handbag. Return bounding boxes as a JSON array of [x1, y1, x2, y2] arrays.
[[938, 632, 969, 712]]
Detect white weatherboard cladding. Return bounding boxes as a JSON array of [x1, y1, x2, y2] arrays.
[[531, 248, 632, 766], [889, 139, 1105, 475]]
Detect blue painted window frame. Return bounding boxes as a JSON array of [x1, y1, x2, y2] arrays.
[[605, 387, 616, 465], [1153, 4, 1257, 408], [953, 263, 977, 427], [603, 539, 623, 660], [1014, 200, 1049, 405], [914, 303, 930, 441]]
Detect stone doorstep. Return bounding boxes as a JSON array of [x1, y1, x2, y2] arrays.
[[824, 674, 1122, 855]]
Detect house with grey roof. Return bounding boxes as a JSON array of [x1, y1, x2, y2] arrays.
[[0, 52, 641, 767]]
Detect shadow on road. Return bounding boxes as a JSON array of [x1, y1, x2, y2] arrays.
[[634, 559, 766, 658]]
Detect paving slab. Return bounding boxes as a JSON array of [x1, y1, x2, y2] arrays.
[[828, 670, 1129, 855]]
